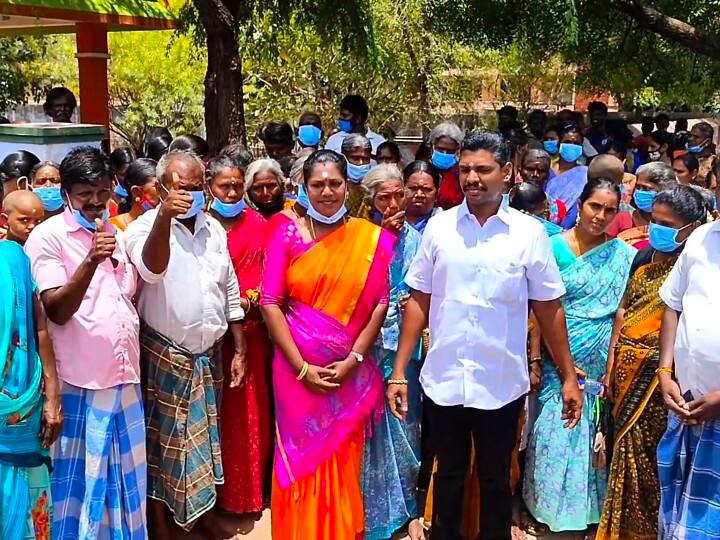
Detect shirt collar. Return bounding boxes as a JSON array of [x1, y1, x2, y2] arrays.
[[62, 207, 82, 232], [457, 194, 512, 226], [62, 207, 117, 235], [173, 209, 210, 236]]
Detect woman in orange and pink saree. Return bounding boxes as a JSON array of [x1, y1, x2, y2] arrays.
[[260, 150, 396, 540]]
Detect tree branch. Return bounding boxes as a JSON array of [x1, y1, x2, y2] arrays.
[[616, 0, 720, 59]]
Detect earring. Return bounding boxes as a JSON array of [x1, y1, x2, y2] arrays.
[[135, 197, 141, 202]]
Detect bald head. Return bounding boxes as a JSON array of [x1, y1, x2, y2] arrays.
[[156, 150, 204, 192], [3, 189, 43, 214], [2, 190, 45, 245], [588, 154, 625, 185]]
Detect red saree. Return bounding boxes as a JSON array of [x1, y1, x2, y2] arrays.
[[217, 208, 273, 514]]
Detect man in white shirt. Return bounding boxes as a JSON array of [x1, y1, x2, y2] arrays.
[[325, 94, 386, 155], [387, 131, 582, 540], [657, 221, 720, 540], [124, 150, 247, 539]]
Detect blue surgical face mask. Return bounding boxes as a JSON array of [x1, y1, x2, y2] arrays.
[[296, 184, 310, 210], [431, 149, 458, 171], [543, 140, 559, 155], [210, 197, 246, 218], [559, 143, 583, 163], [347, 162, 372, 183], [649, 222, 692, 253], [114, 183, 129, 198], [532, 214, 564, 236], [178, 190, 205, 220], [686, 141, 706, 154], [34, 186, 64, 212], [337, 119, 353, 133], [298, 124, 322, 147], [306, 199, 347, 225], [66, 196, 109, 231], [633, 189, 656, 212]]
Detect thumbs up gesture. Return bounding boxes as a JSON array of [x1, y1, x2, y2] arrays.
[[87, 218, 117, 264]]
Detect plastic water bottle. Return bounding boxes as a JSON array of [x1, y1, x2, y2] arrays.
[[578, 377, 604, 396]]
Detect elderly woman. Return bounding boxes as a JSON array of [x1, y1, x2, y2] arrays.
[[205, 154, 273, 523], [520, 148, 567, 225], [597, 185, 706, 540], [245, 158, 285, 219], [403, 160, 441, 234], [261, 150, 395, 540], [360, 164, 424, 540], [607, 162, 678, 248], [341, 133, 373, 218], [426, 121, 464, 209], [30, 161, 63, 215]]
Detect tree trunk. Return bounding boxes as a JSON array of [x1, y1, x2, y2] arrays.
[[193, 0, 246, 153], [616, 0, 720, 60]]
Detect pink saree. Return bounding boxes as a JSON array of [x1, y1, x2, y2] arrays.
[[261, 217, 395, 539]]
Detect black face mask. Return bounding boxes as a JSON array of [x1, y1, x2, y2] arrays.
[[254, 196, 284, 217]]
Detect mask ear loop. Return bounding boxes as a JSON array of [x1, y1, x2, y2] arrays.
[[17, 176, 29, 191]]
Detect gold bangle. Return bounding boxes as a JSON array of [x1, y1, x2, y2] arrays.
[[656, 367, 673, 376], [529, 357, 542, 364], [388, 379, 408, 385], [296, 361, 309, 381]]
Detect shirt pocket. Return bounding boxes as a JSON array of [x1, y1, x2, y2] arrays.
[[483, 264, 526, 305]]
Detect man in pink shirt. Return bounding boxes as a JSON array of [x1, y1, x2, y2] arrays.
[[24, 146, 147, 539]]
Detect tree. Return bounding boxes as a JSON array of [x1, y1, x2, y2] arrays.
[[0, 37, 55, 114], [426, 0, 720, 111], [108, 31, 205, 150], [184, 0, 375, 153]]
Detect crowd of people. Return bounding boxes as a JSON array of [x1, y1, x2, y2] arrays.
[[0, 88, 719, 540]]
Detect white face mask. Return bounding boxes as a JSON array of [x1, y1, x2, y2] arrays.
[[306, 199, 347, 224]]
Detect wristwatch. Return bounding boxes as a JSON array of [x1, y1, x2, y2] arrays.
[[349, 351, 364, 363]]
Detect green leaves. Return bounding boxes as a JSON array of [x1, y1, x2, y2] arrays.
[[108, 31, 205, 149]]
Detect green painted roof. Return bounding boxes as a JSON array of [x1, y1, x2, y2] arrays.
[[0, 0, 175, 20]]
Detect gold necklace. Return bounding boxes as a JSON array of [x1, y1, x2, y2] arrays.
[[307, 215, 347, 241], [572, 226, 606, 256], [308, 216, 316, 240]]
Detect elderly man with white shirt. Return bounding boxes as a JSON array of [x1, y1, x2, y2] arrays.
[[387, 131, 582, 540], [657, 221, 720, 540], [124, 150, 247, 539]]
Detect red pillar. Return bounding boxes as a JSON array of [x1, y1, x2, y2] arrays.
[[75, 22, 109, 136]]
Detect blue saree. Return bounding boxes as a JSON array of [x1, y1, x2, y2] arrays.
[[0, 240, 51, 540], [546, 165, 588, 229], [523, 235, 635, 532], [362, 223, 423, 540]]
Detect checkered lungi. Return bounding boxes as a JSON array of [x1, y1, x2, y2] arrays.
[[51, 382, 146, 539], [658, 411, 720, 540], [141, 325, 224, 529]]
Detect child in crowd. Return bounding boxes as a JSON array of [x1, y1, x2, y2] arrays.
[[0, 189, 45, 244]]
